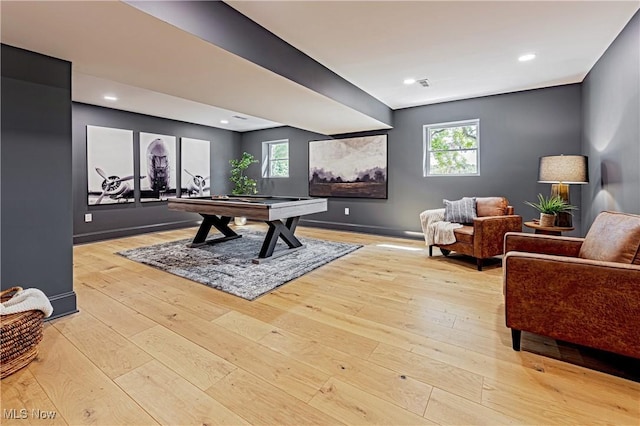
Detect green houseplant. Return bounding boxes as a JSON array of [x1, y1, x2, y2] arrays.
[[229, 152, 258, 225], [229, 152, 258, 196], [525, 194, 577, 227]]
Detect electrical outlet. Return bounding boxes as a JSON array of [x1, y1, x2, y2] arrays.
[[344, 208, 350, 215], [84, 213, 93, 223]]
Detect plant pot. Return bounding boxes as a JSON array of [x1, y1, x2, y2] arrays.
[[539, 213, 556, 227], [234, 216, 247, 226]]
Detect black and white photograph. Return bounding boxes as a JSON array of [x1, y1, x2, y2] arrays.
[[139, 132, 177, 202], [309, 135, 388, 199], [180, 137, 210, 197], [86, 125, 135, 205]]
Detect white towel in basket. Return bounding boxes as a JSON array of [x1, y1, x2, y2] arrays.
[[1, 288, 53, 317]]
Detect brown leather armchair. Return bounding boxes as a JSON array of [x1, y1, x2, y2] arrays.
[[429, 197, 522, 270], [504, 211, 640, 359]]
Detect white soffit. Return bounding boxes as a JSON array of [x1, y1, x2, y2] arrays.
[[1, 1, 390, 134], [228, 1, 640, 109], [73, 73, 282, 132]]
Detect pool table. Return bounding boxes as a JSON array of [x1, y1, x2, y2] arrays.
[[168, 195, 328, 262]]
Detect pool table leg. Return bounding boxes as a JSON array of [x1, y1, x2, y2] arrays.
[[257, 216, 303, 261], [188, 214, 240, 247]]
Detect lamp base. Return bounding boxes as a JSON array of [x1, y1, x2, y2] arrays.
[[551, 183, 572, 227]]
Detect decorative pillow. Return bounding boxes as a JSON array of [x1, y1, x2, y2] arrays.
[[579, 211, 640, 264], [444, 197, 477, 224]]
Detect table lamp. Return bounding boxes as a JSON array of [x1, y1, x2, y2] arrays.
[[538, 155, 589, 227]]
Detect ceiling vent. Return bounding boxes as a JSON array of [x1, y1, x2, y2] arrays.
[[417, 78, 430, 88]]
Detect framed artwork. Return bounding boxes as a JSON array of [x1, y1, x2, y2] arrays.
[[86, 125, 135, 205], [139, 132, 177, 202], [309, 135, 388, 199], [180, 137, 210, 197]]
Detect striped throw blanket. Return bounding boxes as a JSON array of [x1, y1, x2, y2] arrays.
[[419, 208, 463, 246]]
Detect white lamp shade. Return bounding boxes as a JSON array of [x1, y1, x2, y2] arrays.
[[538, 155, 589, 184]]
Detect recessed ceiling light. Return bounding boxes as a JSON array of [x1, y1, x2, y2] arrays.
[[403, 78, 416, 85], [220, 120, 229, 124], [103, 95, 118, 101], [518, 53, 536, 62]]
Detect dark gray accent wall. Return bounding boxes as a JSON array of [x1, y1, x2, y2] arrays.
[[1, 44, 76, 318], [243, 85, 583, 237], [124, 0, 392, 127], [391, 85, 583, 237], [582, 10, 640, 228], [73, 103, 241, 243], [241, 126, 327, 196]]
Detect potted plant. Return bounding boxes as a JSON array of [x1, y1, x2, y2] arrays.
[[525, 194, 577, 227], [229, 152, 258, 225]]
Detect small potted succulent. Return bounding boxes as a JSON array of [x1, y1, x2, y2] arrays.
[[525, 194, 577, 227]]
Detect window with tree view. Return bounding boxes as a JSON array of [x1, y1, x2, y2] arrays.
[[262, 140, 289, 178], [423, 119, 479, 176]]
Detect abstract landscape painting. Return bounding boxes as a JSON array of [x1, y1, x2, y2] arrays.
[[309, 135, 387, 199]]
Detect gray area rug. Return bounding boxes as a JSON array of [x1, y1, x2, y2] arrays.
[[117, 229, 361, 300]]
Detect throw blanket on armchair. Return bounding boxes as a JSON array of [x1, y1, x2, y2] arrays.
[[419, 208, 463, 246]]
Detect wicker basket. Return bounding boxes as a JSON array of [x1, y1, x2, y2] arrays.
[[1, 287, 45, 379]]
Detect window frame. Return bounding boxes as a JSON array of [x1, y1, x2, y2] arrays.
[[423, 119, 480, 177], [261, 139, 290, 178]]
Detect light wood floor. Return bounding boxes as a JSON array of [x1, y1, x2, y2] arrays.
[[2, 224, 639, 425]]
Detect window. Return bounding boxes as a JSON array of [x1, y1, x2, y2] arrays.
[[423, 119, 479, 176], [261, 139, 289, 178]]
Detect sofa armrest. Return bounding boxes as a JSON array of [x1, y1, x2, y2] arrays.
[[473, 215, 523, 257], [504, 232, 584, 257], [474, 214, 522, 224], [503, 252, 640, 358]]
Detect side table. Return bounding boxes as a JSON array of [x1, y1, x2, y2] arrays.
[[524, 221, 574, 236]]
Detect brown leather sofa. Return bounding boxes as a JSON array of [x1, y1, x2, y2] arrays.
[[429, 197, 522, 270], [504, 211, 640, 359]]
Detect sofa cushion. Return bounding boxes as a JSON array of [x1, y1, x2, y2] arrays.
[[453, 226, 474, 244], [476, 197, 508, 217], [444, 197, 476, 224], [579, 211, 640, 264]]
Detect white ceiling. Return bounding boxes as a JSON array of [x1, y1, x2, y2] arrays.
[[229, 0, 639, 109], [2, 1, 638, 134], [73, 73, 282, 133], [0, 0, 388, 134]]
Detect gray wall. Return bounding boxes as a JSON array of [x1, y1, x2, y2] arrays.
[[392, 85, 583, 237], [241, 126, 327, 196], [582, 10, 640, 228], [73, 103, 241, 243], [1, 44, 76, 318], [243, 84, 584, 237]]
